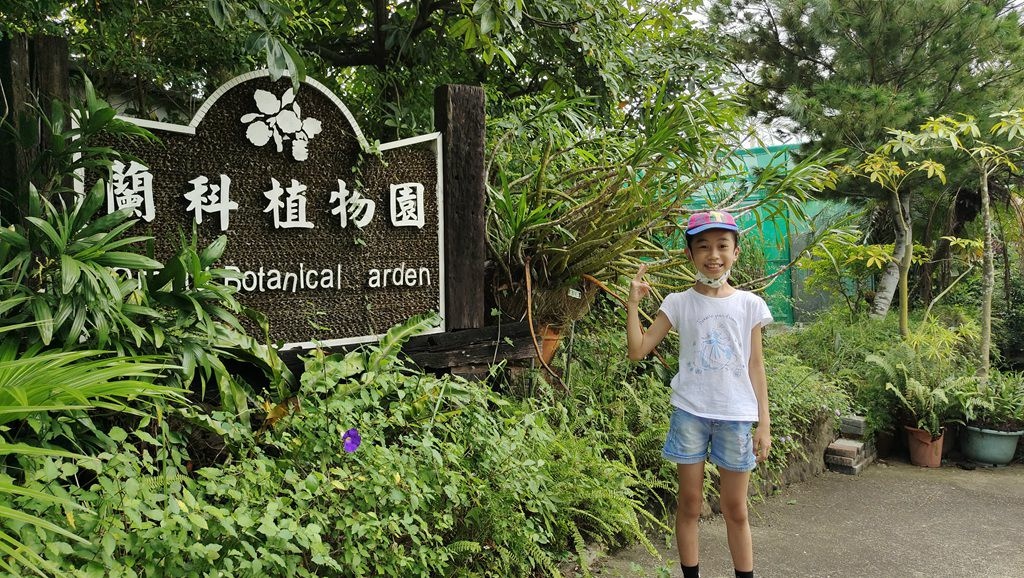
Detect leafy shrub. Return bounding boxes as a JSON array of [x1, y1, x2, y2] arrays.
[[6, 315, 664, 577], [797, 229, 930, 315], [869, 344, 972, 437], [765, 308, 896, 398], [772, 306, 981, 438], [954, 370, 1024, 432], [0, 346, 179, 577], [758, 348, 850, 484], [0, 78, 293, 428], [0, 179, 292, 420]]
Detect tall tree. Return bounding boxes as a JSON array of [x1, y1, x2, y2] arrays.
[[892, 112, 1024, 377], [2, 1, 723, 138], [709, 0, 1024, 318]]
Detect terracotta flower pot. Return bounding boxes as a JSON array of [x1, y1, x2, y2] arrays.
[[538, 323, 563, 364], [904, 425, 943, 468]]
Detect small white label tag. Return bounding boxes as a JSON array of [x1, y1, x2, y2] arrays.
[[567, 288, 582, 299]]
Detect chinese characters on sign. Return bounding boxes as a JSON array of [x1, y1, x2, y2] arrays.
[[108, 162, 424, 233], [330, 179, 375, 229], [390, 182, 425, 228], [185, 174, 238, 231], [264, 178, 314, 229], [107, 160, 155, 221]]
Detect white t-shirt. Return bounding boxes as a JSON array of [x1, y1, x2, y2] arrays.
[[658, 288, 773, 421]]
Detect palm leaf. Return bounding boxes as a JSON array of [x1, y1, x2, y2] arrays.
[[368, 312, 441, 372]]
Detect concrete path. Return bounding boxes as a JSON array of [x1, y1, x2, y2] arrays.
[[589, 460, 1024, 578]]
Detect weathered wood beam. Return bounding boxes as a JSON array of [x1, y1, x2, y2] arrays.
[[0, 34, 33, 217], [279, 321, 536, 376], [402, 320, 535, 368], [435, 84, 486, 331]]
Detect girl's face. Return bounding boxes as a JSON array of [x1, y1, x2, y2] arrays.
[[685, 230, 739, 278]]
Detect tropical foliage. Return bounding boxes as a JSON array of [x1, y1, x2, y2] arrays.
[[709, 0, 1024, 321], [0, 2, 1022, 576], [486, 83, 845, 325], [955, 370, 1024, 432], [0, 302, 858, 577], [0, 336, 180, 576], [0, 70, 292, 575], [0, 74, 293, 416], [0, 0, 722, 137]]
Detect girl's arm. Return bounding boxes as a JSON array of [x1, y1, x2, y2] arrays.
[[627, 265, 672, 361], [749, 324, 771, 462]]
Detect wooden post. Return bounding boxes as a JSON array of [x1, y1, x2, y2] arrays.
[[31, 35, 69, 152], [0, 34, 69, 220], [0, 34, 32, 217], [434, 84, 486, 331]]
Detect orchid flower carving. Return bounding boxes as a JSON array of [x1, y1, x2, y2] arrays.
[[241, 88, 323, 161]]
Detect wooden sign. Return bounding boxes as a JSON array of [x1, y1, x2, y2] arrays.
[[91, 71, 445, 348]]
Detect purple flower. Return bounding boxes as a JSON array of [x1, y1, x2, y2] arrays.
[[342, 428, 361, 453]]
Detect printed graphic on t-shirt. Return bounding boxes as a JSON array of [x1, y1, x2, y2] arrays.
[[686, 314, 744, 377]]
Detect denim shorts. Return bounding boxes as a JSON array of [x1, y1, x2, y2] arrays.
[[662, 407, 756, 472]]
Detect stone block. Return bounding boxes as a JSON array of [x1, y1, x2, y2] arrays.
[[825, 454, 857, 467], [827, 438, 865, 459], [825, 443, 876, 475], [826, 460, 871, 475], [840, 415, 867, 437]]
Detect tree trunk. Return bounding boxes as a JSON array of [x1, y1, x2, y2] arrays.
[[870, 190, 912, 325], [979, 173, 994, 379]]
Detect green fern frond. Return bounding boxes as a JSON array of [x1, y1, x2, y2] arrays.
[[495, 544, 518, 575], [443, 540, 482, 559], [567, 507, 620, 540], [563, 518, 592, 578], [523, 539, 563, 578]]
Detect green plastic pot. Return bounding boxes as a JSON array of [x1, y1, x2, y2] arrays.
[[962, 425, 1024, 466]]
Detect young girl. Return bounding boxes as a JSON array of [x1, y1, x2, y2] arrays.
[[626, 210, 772, 578]]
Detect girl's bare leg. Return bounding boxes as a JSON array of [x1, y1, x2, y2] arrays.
[[718, 467, 753, 572], [675, 462, 706, 567]]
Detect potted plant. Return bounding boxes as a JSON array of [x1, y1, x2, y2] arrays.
[[867, 347, 963, 466], [884, 375, 957, 468], [957, 371, 1024, 466]]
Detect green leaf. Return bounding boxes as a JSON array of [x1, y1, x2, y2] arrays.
[[78, 179, 109, 226], [0, 228, 29, 250], [282, 42, 307, 87], [480, 9, 496, 35], [78, 209, 133, 239], [108, 427, 128, 443], [245, 30, 269, 53], [199, 236, 228, 268], [0, 504, 86, 544], [29, 299, 54, 345], [207, 0, 232, 28], [86, 107, 117, 134], [266, 38, 290, 80], [60, 255, 83, 295], [94, 252, 163, 270], [25, 217, 65, 252]]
